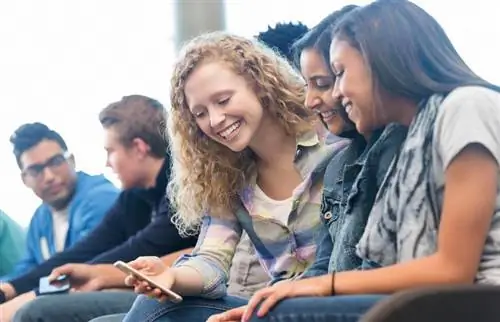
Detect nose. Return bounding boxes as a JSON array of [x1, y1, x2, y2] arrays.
[[305, 91, 321, 111], [209, 109, 226, 129], [332, 79, 342, 102], [41, 166, 56, 183]]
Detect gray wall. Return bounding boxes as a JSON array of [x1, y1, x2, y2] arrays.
[[173, 0, 226, 51]]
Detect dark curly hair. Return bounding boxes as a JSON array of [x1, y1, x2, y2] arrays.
[[256, 22, 309, 63], [10, 123, 68, 168]]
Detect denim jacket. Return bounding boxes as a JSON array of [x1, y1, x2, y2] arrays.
[[302, 123, 407, 277]]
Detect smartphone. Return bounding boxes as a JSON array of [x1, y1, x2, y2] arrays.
[[113, 260, 183, 303], [38, 275, 70, 295]]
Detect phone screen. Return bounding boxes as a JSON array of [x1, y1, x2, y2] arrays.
[[38, 275, 70, 294]]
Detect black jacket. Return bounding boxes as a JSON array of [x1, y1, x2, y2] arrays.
[[9, 160, 198, 295]]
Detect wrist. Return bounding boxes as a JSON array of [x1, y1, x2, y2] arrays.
[[96, 264, 127, 289], [0, 282, 16, 301]]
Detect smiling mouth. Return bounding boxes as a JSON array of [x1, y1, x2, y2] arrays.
[[344, 103, 353, 115], [217, 120, 242, 140]]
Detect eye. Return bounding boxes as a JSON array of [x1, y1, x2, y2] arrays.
[[314, 77, 334, 90], [217, 97, 231, 106], [333, 70, 344, 78], [193, 111, 206, 119]]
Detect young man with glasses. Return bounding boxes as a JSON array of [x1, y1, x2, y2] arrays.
[[0, 123, 119, 283]]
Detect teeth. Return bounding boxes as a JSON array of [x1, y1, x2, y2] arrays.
[[320, 109, 338, 119], [219, 121, 241, 139], [345, 104, 353, 114]]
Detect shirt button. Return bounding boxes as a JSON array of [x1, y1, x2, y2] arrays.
[[324, 211, 332, 220]]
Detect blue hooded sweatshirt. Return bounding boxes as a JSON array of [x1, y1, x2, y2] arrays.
[[0, 171, 119, 281]]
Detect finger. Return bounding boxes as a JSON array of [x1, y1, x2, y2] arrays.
[[242, 289, 272, 322], [215, 305, 246, 322], [125, 275, 137, 287], [128, 258, 149, 270], [152, 288, 163, 298], [206, 313, 224, 322], [257, 294, 283, 317], [48, 265, 70, 282], [134, 281, 151, 294]]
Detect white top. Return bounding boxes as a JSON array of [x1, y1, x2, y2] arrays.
[[52, 207, 69, 253], [253, 185, 294, 226]]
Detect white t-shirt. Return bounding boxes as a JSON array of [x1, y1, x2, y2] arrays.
[[253, 185, 294, 226], [52, 207, 69, 253]]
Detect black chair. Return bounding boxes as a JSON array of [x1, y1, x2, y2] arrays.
[[360, 285, 500, 322]]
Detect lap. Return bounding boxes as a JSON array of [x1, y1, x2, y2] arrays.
[[248, 295, 386, 322], [123, 295, 248, 322], [13, 291, 137, 322], [89, 313, 126, 322]]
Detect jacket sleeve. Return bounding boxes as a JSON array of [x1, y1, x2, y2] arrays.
[[7, 191, 135, 294], [0, 216, 41, 282], [174, 215, 242, 299], [89, 198, 198, 264]]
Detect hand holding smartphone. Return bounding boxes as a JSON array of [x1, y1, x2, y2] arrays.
[[38, 275, 71, 295], [113, 260, 182, 303]]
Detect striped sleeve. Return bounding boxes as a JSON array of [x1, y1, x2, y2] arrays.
[[174, 215, 242, 298]]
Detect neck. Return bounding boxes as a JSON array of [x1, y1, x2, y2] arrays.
[[249, 117, 297, 167], [388, 97, 419, 126], [143, 157, 165, 188]]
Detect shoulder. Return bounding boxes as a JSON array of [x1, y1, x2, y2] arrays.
[[439, 86, 500, 116], [74, 173, 120, 204]]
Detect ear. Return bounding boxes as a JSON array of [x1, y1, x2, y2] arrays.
[[131, 138, 151, 159], [21, 172, 29, 187], [68, 154, 76, 168]]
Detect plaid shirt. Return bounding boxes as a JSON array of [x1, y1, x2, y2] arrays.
[[175, 131, 348, 298]]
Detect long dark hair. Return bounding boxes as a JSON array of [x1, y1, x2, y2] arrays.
[[291, 5, 358, 70], [292, 5, 360, 138], [332, 0, 500, 103]]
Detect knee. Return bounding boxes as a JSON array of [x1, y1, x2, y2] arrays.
[[11, 297, 50, 322]]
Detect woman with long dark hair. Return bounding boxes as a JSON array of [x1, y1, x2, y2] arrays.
[[240, 1, 500, 321]]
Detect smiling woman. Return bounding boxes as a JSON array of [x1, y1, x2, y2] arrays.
[[115, 31, 348, 322]]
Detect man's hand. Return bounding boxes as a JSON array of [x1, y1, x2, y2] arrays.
[[0, 283, 16, 302], [49, 264, 126, 292], [0, 291, 36, 322], [206, 305, 247, 322]]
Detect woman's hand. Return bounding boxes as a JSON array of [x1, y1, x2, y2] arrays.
[[242, 275, 332, 321], [124, 256, 174, 301], [206, 305, 247, 322]]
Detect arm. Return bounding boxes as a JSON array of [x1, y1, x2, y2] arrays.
[[170, 215, 242, 299], [331, 143, 497, 293], [330, 88, 500, 295], [162, 248, 194, 267], [300, 223, 332, 279], [6, 191, 137, 296], [89, 198, 198, 264]]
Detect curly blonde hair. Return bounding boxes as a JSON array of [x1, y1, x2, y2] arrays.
[[167, 32, 315, 236]]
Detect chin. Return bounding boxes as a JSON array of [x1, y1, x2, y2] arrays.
[[217, 134, 250, 153], [225, 142, 249, 153]]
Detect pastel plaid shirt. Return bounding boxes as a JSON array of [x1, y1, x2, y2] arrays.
[[175, 131, 348, 298]]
